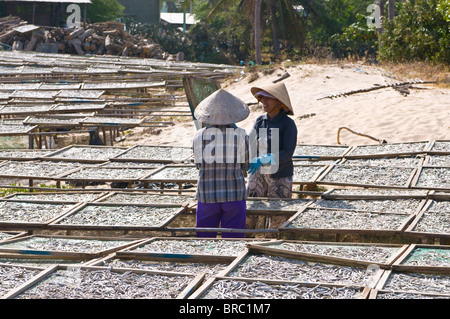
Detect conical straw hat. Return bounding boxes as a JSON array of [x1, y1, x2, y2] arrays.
[[194, 89, 250, 125], [250, 82, 294, 115]]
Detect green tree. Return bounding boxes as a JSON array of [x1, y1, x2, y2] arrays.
[[378, 0, 450, 64], [87, 0, 124, 23]]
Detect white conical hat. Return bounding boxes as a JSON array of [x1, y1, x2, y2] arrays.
[[251, 82, 294, 115], [194, 89, 250, 125]]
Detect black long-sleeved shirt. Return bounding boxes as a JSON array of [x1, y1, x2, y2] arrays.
[[250, 109, 297, 178]]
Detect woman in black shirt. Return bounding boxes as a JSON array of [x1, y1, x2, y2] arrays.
[[247, 82, 297, 198]]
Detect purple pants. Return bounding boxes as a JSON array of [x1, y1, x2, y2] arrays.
[[196, 200, 246, 238]]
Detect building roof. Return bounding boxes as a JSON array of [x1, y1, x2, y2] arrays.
[[160, 12, 197, 26]]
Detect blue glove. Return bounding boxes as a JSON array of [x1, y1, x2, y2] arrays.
[[247, 154, 275, 174]]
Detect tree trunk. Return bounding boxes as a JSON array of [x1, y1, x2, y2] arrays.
[[388, 0, 395, 20], [254, 0, 262, 65], [270, 0, 281, 62]]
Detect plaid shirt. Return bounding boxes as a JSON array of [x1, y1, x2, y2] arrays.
[[193, 125, 249, 203]]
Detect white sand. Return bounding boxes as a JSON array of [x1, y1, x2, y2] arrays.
[[122, 62, 450, 147]]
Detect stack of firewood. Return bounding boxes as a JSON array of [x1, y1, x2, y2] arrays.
[[0, 16, 173, 60]]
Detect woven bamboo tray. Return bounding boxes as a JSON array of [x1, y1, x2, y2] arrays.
[[0, 234, 144, 259], [246, 240, 409, 269], [392, 244, 450, 273], [2, 264, 204, 299], [190, 276, 371, 299], [110, 145, 193, 163], [344, 141, 431, 159], [115, 237, 272, 263], [0, 200, 81, 229], [280, 205, 416, 237], [427, 140, 450, 155], [48, 202, 186, 232], [41, 145, 129, 163]]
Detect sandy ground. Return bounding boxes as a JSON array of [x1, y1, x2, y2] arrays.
[[121, 62, 450, 147]]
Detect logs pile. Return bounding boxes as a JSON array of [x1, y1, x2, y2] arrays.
[[0, 16, 173, 60]]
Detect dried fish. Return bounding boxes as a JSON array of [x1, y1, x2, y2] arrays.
[[348, 142, 428, 156], [46, 146, 126, 161], [416, 167, 450, 189], [15, 268, 193, 299], [103, 258, 228, 278], [101, 192, 195, 205], [201, 279, 363, 299], [311, 199, 421, 214], [321, 165, 415, 187], [246, 199, 310, 211], [0, 201, 74, 223], [0, 264, 41, 297], [0, 160, 83, 178], [114, 145, 192, 162], [147, 166, 198, 180], [383, 272, 450, 295], [228, 254, 377, 286], [0, 236, 132, 253], [376, 291, 449, 299], [287, 208, 409, 230], [267, 242, 400, 264], [430, 141, 450, 153], [55, 204, 181, 227], [293, 145, 348, 158], [411, 211, 449, 234], [402, 247, 450, 267], [132, 239, 257, 257]]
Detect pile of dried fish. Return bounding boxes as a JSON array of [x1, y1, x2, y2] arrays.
[[293, 165, 325, 182], [115, 146, 192, 162], [402, 247, 450, 267], [0, 264, 42, 297], [201, 279, 363, 299], [375, 291, 449, 299], [147, 166, 198, 181], [287, 208, 408, 230], [132, 239, 254, 256], [0, 236, 132, 253], [294, 145, 348, 158], [55, 205, 180, 227], [60, 167, 154, 180], [103, 258, 228, 278], [348, 142, 428, 156], [342, 157, 422, 168], [0, 201, 74, 223], [311, 199, 421, 214], [430, 141, 450, 153], [101, 193, 194, 205], [246, 199, 310, 211], [383, 272, 450, 295], [8, 192, 104, 202], [410, 211, 449, 234], [320, 165, 415, 187], [0, 160, 82, 178], [228, 254, 377, 286], [15, 268, 193, 299], [267, 242, 400, 264], [415, 167, 450, 189], [0, 149, 52, 159], [427, 200, 450, 212], [46, 147, 125, 162], [426, 155, 450, 166], [325, 188, 427, 197]]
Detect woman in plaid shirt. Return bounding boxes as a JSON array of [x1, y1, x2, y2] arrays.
[[193, 89, 250, 238]]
